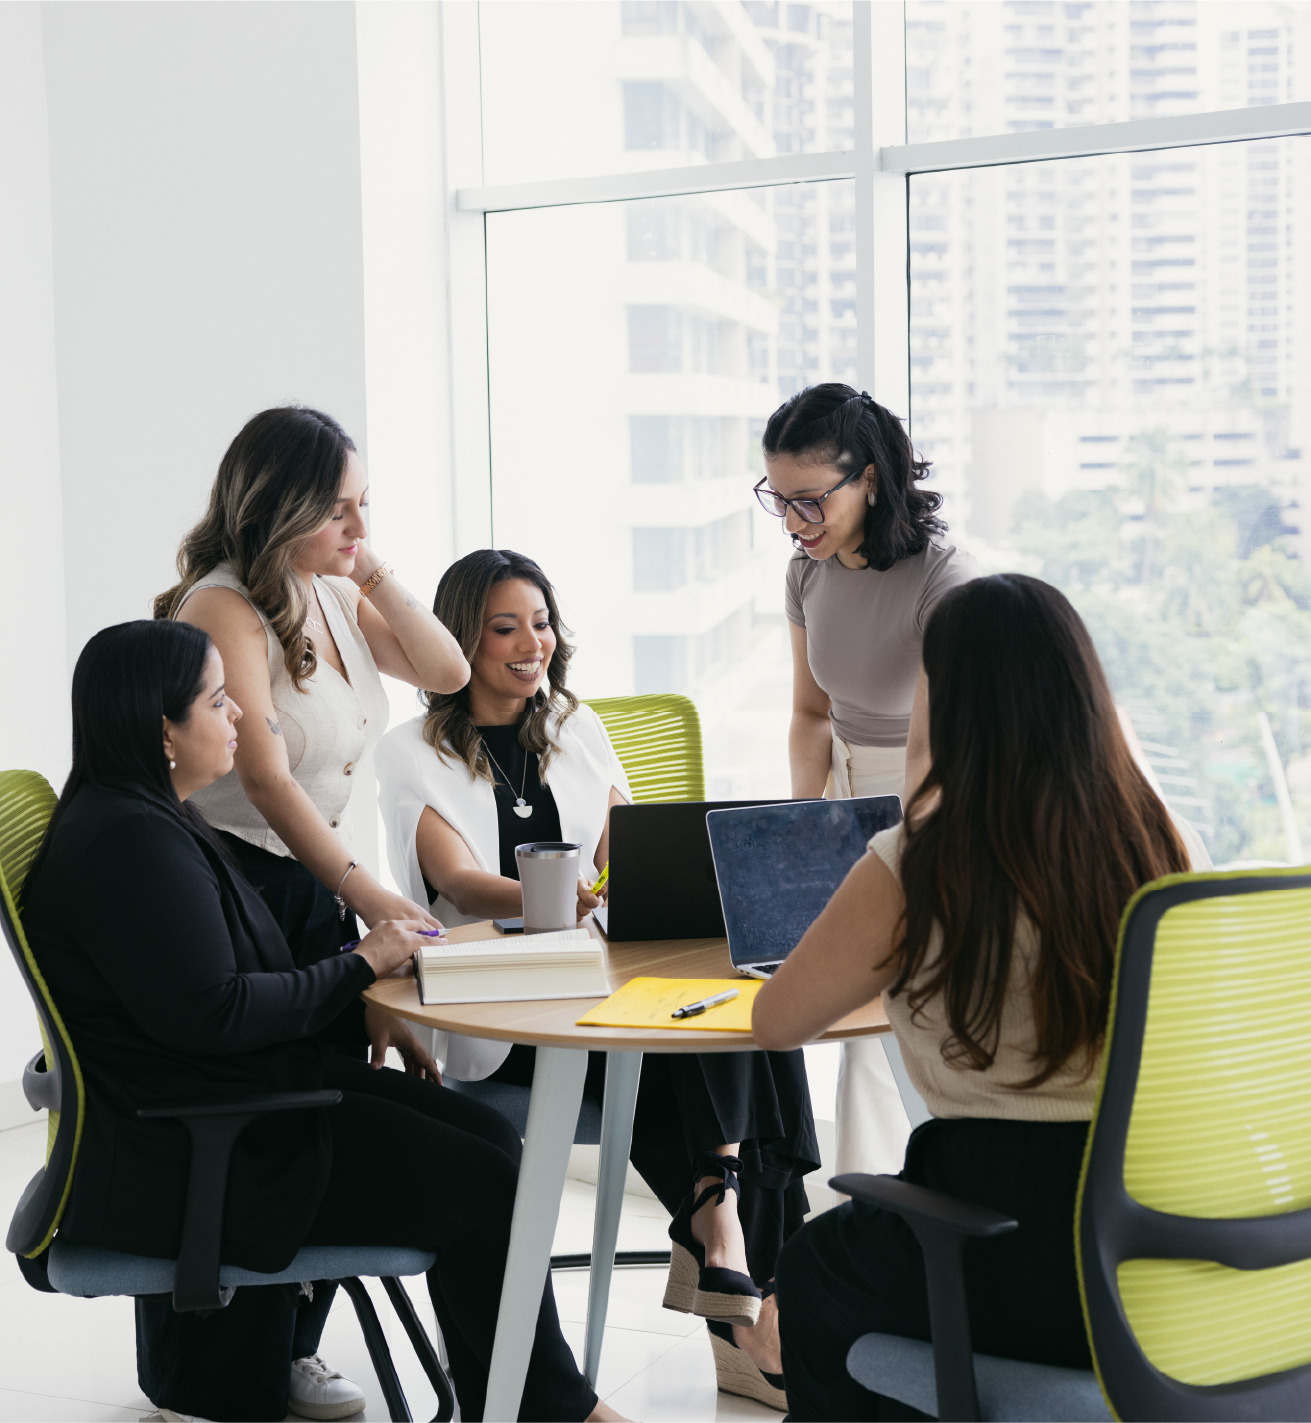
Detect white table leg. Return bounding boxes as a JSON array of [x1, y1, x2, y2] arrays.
[[484, 1045, 588, 1422], [583, 1049, 642, 1385]]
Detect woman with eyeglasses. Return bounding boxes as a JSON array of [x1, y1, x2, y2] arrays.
[[756, 384, 979, 1180]]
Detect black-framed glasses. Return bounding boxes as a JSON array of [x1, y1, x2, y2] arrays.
[[753, 469, 862, 524]]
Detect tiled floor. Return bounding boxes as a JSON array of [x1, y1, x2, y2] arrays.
[[0, 1119, 782, 1421]]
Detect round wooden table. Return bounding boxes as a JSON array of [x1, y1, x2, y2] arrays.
[[363, 917, 889, 1420]]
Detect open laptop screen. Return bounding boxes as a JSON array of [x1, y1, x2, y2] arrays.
[[707, 797, 903, 971]]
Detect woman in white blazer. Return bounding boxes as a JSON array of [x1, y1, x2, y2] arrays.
[[377, 550, 818, 1407]]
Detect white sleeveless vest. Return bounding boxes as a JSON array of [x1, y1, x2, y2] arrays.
[[375, 706, 630, 1079]]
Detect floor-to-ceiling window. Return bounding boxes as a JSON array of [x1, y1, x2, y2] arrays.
[[453, 0, 1311, 858]]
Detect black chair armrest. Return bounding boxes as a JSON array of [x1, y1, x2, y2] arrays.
[[831, 1173, 1018, 1423], [137, 1090, 342, 1313]]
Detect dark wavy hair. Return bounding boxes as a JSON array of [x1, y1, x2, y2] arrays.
[[421, 550, 577, 780], [762, 383, 945, 571], [892, 575, 1189, 1086], [154, 405, 356, 690], [24, 620, 219, 902]]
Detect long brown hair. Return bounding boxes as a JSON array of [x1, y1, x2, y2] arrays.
[[894, 574, 1189, 1085], [421, 549, 577, 780], [153, 406, 355, 690]]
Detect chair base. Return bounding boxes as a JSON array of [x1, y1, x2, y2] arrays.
[[43, 1241, 454, 1423]]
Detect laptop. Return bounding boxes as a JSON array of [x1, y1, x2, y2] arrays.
[[598, 800, 795, 942], [707, 796, 903, 977]]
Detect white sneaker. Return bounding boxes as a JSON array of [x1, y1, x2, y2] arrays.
[[287, 1354, 367, 1421], [139, 1412, 204, 1422]]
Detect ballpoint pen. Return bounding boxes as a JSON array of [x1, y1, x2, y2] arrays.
[[672, 988, 739, 1019], [341, 928, 443, 952]]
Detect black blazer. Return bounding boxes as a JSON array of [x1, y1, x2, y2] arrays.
[[22, 784, 374, 1270]]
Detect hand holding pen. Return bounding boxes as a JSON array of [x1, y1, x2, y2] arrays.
[[576, 860, 610, 921], [347, 922, 443, 978]]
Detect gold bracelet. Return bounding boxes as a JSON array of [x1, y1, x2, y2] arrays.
[[357, 561, 393, 598]]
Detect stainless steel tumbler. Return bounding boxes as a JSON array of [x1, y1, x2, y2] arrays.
[[515, 841, 582, 933]]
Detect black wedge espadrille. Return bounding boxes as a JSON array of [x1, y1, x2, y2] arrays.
[[662, 1152, 762, 1328]]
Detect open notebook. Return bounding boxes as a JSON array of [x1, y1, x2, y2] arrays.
[[412, 928, 609, 1005]]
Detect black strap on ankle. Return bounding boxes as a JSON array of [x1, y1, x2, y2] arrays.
[[693, 1152, 744, 1210]]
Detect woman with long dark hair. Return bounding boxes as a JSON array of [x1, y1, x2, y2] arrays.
[[753, 575, 1211, 1421], [155, 405, 470, 1410], [759, 383, 980, 1179], [376, 549, 819, 1410], [21, 620, 623, 1423]]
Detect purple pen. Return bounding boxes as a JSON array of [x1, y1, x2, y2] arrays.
[[341, 928, 443, 953]]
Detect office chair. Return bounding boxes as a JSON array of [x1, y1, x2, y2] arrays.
[[1, 769, 455, 1423], [444, 694, 706, 1271], [838, 866, 1311, 1421]]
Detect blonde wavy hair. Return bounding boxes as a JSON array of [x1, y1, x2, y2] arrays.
[[423, 549, 577, 780], [153, 406, 356, 689]]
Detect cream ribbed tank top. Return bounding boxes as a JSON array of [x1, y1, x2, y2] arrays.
[[178, 562, 390, 857]]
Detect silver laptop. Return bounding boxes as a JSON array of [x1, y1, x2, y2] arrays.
[[706, 797, 903, 977]]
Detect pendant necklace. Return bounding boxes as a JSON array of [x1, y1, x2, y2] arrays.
[[483, 740, 534, 818]]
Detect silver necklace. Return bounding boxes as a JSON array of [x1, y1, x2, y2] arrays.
[[483, 740, 533, 818]]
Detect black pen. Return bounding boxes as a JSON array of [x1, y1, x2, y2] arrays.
[[672, 988, 740, 1019]]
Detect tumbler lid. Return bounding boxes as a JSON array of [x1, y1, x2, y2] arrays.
[[514, 841, 582, 859]]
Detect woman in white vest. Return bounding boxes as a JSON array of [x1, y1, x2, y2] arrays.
[[377, 548, 818, 1407], [153, 406, 512, 1421], [758, 385, 980, 1181]]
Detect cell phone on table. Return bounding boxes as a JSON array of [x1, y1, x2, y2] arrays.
[[493, 917, 524, 933]]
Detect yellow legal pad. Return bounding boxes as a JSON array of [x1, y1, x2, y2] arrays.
[[576, 977, 762, 1032]]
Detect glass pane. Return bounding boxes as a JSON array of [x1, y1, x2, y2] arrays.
[[478, 1, 854, 187], [486, 181, 854, 796], [910, 137, 1311, 864], [906, 1, 1311, 144]]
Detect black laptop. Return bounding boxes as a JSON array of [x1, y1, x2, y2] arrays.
[[599, 800, 794, 941], [707, 796, 904, 976]]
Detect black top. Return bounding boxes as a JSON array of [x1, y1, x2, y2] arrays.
[[476, 722, 563, 879], [22, 785, 374, 1270]]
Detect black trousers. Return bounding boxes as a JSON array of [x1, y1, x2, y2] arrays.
[[139, 1056, 596, 1422], [215, 832, 364, 1358], [492, 1042, 818, 1286], [776, 1117, 1092, 1422]]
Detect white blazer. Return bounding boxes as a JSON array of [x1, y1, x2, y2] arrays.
[[375, 705, 631, 1079]]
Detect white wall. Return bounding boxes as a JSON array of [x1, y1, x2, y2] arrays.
[[0, 3, 72, 1103], [41, 0, 371, 656], [0, 4, 69, 795], [1, 1, 450, 1107]]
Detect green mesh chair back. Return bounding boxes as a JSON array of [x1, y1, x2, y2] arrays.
[[0, 770, 83, 1259], [1077, 866, 1311, 1420], [583, 695, 705, 802]]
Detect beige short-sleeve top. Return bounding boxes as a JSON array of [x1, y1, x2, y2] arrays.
[[869, 814, 1212, 1122], [784, 541, 979, 748], [178, 562, 390, 856]]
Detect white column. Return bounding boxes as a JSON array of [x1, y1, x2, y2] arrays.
[[853, 0, 910, 417]]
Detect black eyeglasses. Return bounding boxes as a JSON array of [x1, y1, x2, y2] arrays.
[[753, 469, 862, 524]]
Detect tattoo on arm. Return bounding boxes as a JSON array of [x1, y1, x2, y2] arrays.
[[265, 717, 282, 737], [405, 593, 418, 610]]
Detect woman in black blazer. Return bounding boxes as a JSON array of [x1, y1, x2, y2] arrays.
[[22, 619, 624, 1423]]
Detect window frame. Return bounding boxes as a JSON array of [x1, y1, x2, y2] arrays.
[[444, 2, 1311, 542]]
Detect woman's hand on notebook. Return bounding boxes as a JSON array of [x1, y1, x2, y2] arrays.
[[353, 919, 441, 978], [576, 877, 603, 922]]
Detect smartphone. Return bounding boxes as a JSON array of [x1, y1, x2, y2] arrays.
[[493, 917, 524, 933]]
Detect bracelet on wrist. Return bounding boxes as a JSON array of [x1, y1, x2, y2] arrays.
[[334, 860, 358, 921], [357, 562, 393, 598]]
